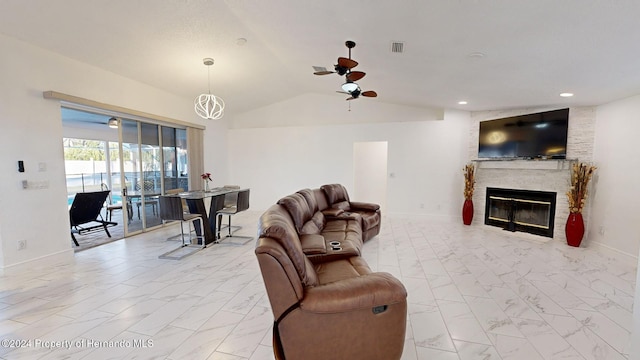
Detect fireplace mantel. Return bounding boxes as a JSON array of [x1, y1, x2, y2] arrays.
[[473, 158, 576, 171]]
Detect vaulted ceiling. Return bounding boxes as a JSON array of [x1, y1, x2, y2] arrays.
[[2, 1, 639, 115]]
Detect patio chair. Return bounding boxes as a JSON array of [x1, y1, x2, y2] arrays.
[[69, 190, 117, 246]]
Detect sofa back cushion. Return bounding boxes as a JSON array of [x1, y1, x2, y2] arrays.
[[313, 188, 329, 211], [300, 212, 326, 235], [297, 189, 319, 213], [258, 205, 318, 287], [322, 183, 351, 205], [278, 193, 312, 233]]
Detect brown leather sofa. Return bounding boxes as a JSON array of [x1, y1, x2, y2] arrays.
[[322, 183, 382, 242], [255, 185, 407, 360]]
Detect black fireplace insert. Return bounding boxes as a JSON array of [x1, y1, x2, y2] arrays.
[[484, 187, 557, 238]]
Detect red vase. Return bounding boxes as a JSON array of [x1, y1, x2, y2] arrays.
[[565, 212, 585, 247], [462, 199, 474, 225]]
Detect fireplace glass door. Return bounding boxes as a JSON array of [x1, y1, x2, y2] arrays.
[[488, 196, 551, 229], [485, 188, 556, 238]]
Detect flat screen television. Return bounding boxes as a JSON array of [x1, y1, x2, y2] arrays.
[[478, 108, 569, 159]]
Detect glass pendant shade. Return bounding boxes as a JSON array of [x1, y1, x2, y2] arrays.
[[342, 81, 359, 93]]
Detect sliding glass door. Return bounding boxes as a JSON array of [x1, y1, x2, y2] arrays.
[[162, 127, 188, 193], [62, 107, 191, 240], [119, 120, 189, 236], [120, 119, 143, 234], [139, 123, 162, 229]]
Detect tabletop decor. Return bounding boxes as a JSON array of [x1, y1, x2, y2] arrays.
[[565, 162, 596, 247], [462, 163, 475, 225], [201, 172, 212, 191]]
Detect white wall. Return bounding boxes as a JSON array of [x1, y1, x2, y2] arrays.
[[0, 33, 216, 269], [590, 95, 640, 258], [203, 118, 231, 189], [228, 93, 470, 215]]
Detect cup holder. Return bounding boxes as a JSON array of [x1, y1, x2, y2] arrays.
[[332, 246, 342, 251], [329, 241, 341, 247]]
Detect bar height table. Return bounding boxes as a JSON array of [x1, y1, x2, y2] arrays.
[[178, 188, 247, 246]]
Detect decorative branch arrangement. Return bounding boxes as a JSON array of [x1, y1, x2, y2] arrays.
[[463, 163, 476, 200], [566, 162, 596, 214]]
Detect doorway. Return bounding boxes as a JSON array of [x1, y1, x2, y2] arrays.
[[353, 141, 388, 212]]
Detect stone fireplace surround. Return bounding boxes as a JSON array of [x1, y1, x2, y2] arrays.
[[468, 107, 596, 241]]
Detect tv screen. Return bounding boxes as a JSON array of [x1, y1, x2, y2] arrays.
[[478, 108, 569, 159]]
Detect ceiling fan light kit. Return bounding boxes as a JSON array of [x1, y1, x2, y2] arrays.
[[342, 81, 359, 93], [194, 57, 225, 120], [108, 117, 119, 129], [314, 40, 378, 102]]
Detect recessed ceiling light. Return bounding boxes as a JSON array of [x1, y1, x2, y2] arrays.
[[560, 92, 574, 97], [458, 101, 468, 105], [236, 38, 247, 46]]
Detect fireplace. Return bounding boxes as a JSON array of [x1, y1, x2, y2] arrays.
[[484, 187, 557, 238]]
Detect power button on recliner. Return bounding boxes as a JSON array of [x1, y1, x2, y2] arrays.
[[372, 305, 388, 314]]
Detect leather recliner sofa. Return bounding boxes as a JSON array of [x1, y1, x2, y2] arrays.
[[255, 184, 407, 360]]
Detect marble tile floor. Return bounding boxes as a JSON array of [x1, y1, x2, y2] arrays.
[[0, 211, 636, 359]]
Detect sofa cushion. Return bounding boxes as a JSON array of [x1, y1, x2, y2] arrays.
[[313, 188, 329, 211], [311, 211, 325, 229], [333, 200, 351, 211], [300, 219, 321, 235], [323, 219, 361, 234], [278, 193, 312, 233], [258, 205, 318, 287], [313, 256, 371, 285], [322, 183, 350, 205], [297, 189, 319, 213]]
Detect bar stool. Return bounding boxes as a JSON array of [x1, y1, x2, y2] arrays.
[[158, 195, 205, 259], [216, 189, 252, 242]]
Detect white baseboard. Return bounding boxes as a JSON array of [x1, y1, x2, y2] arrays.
[[1, 249, 74, 273], [587, 240, 638, 267], [385, 212, 455, 221]]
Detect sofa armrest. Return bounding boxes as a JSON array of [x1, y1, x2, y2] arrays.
[[322, 208, 344, 217], [299, 234, 326, 255], [349, 201, 380, 212], [301, 272, 406, 313]]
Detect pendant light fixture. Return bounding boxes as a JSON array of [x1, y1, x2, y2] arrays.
[[194, 58, 225, 120]]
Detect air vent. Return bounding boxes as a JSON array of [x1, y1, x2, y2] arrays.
[[313, 66, 328, 72], [391, 41, 404, 53]]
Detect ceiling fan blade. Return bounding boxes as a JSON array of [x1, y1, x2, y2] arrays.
[[336, 91, 350, 95], [314, 71, 335, 75], [337, 57, 358, 69], [346, 71, 366, 81], [346, 96, 356, 101], [362, 91, 378, 97]]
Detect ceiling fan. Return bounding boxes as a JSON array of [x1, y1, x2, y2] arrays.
[[313, 40, 366, 81], [336, 87, 378, 101], [313, 40, 377, 100]]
